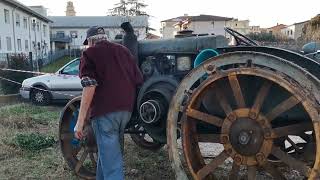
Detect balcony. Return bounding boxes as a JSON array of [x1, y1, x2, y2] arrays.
[[50, 34, 72, 43]]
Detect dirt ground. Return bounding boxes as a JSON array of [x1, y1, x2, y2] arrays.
[[0, 103, 174, 180], [0, 103, 306, 180]]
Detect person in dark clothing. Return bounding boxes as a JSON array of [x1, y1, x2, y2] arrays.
[[74, 26, 143, 180]]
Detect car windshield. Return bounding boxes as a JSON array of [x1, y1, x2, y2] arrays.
[[61, 60, 80, 75]]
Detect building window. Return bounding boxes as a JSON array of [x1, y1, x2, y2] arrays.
[[70, 31, 78, 38], [37, 22, 40, 31], [16, 13, 20, 27], [25, 40, 29, 51], [4, 9, 10, 24], [290, 30, 293, 35], [57, 31, 65, 38], [23, 17, 27, 29], [6, 37, 12, 51], [17, 39, 22, 51], [43, 24, 47, 37]]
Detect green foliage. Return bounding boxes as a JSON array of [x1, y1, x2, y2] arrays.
[[0, 103, 60, 126], [13, 133, 55, 151], [41, 56, 74, 73], [247, 32, 277, 42], [0, 54, 32, 94]]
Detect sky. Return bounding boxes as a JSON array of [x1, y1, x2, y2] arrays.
[[19, 0, 319, 35]]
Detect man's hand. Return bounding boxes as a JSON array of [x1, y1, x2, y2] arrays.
[[75, 85, 96, 140], [74, 121, 85, 139]]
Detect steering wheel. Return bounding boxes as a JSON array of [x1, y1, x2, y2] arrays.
[[225, 27, 258, 46]]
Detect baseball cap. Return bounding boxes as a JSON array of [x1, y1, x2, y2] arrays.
[[83, 26, 106, 45]]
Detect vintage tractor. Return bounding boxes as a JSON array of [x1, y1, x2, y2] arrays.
[[59, 23, 320, 179]]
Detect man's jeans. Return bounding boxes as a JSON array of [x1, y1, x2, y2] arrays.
[[91, 111, 131, 180]]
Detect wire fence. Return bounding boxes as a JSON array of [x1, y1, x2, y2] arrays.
[[0, 49, 82, 70]]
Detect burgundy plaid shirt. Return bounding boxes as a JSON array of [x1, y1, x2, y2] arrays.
[[79, 41, 143, 118]]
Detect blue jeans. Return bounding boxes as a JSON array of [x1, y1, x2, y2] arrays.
[[91, 111, 131, 180]]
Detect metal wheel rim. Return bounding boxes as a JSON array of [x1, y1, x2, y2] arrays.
[[59, 97, 97, 179], [34, 91, 45, 103], [181, 68, 319, 179]]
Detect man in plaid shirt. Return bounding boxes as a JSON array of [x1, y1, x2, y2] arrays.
[[74, 26, 143, 180]]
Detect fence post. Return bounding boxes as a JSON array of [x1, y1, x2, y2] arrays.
[[29, 52, 33, 71], [6, 53, 10, 67]]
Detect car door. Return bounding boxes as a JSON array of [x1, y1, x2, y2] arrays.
[[50, 59, 82, 100]]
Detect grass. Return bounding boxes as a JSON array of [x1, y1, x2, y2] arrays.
[[0, 103, 175, 179], [41, 56, 75, 73]]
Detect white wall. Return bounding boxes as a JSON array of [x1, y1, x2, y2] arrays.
[[50, 27, 146, 49], [0, 1, 51, 60], [161, 20, 227, 39], [294, 23, 306, 40], [161, 21, 176, 39], [281, 25, 295, 39], [226, 20, 250, 35], [190, 21, 226, 36]]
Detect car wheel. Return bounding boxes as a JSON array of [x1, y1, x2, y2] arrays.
[[30, 87, 51, 105]]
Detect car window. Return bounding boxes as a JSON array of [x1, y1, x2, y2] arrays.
[[61, 60, 80, 75]]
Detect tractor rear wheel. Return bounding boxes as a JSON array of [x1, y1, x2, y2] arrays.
[[167, 52, 320, 180]]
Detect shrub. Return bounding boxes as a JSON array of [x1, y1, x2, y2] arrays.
[[247, 32, 277, 42], [0, 54, 32, 94], [13, 133, 55, 151]]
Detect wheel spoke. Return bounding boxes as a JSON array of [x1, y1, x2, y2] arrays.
[[263, 162, 286, 179], [252, 81, 271, 113], [228, 74, 246, 108], [271, 122, 313, 138], [68, 103, 77, 112], [186, 108, 223, 127], [215, 86, 232, 115], [229, 162, 240, 180], [89, 152, 97, 169], [75, 149, 89, 173], [60, 132, 74, 141], [271, 146, 311, 176], [247, 166, 257, 180], [196, 151, 228, 179], [266, 96, 300, 122], [197, 134, 221, 143]]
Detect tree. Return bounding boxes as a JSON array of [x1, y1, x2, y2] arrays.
[[127, 0, 148, 16], [108, 0, 128, 16], [301, 14, 320, 41], [247, 32, 277, 42], [108, 0, 148, 16]]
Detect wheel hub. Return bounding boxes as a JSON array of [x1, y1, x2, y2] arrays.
[[35, 92, 44, 102], [221, 109, 273, 166], [229, 118, 264, 156], [139, 100, 162, 124]]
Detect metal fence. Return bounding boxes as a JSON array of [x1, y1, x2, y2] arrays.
[[44, 49, 81, 66], [0, 52, 32, 68], [0, 49, 81, 70]]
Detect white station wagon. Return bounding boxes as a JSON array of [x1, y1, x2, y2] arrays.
[[20, 58, 82, 105]]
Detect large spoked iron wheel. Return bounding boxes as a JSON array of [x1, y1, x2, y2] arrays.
[[59, 97, 97, 179], [167, 52, 320, 180]]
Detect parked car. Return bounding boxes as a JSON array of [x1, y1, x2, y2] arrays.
[[20, 58, 82, 105]]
